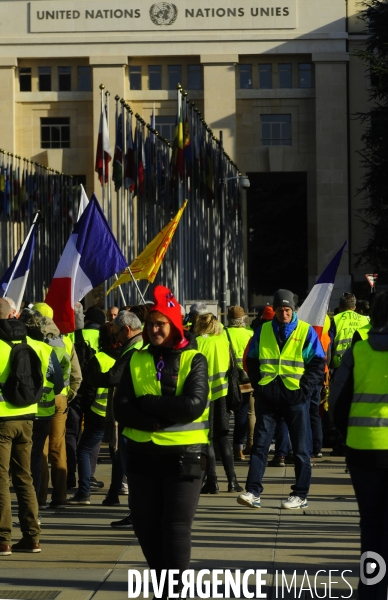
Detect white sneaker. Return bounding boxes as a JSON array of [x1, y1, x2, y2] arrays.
[[237, 491, 261, 508], [281, 495, 308, 509], [119, 483, 129, 495]]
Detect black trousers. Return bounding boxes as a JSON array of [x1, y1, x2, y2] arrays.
[[127, 449, 204, 596]]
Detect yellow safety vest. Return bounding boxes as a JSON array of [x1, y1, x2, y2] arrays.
[[346, 340, 388, 450], [123, 348, 210, 446], [26, 337, 55, 418], [0, 339, 39, 418], [121, 339, 143, 356], [332, 311, 370, 368], [90, 351, 116, 418], [196, 334, 230, 402], [59, 335, 73, 396], [82, 329, 100, 353], [258, 320, 310, 390], [357, 323, 372, 341], [225, 327, 253, 367]]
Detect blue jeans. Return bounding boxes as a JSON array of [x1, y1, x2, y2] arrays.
[[348, 462, 388, 600], [246, 398, 311, 499], [309, 385, 323, 455], [233, 392, 251, 447], [76, 409, 105, 496], [274, 418, 291, 457]]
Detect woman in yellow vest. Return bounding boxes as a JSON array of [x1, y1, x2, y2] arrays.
[[195, 313, 243, 494], [331, 291, 388, 600], [114, 286, 209, 599], [67, 322, 120, 505]]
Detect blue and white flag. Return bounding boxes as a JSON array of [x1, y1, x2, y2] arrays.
[[0, 213, 39, 312]]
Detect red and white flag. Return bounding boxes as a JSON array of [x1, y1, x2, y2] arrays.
[[297, 241, 347, 338], [95, 105, 112, 185]]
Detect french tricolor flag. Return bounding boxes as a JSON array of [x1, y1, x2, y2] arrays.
[[45, 194, 127, 334], [0, 213, 39, 312], [297, 241, 347, 338]]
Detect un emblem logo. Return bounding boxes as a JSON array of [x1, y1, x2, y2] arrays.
[[149, 2, 178, 25]]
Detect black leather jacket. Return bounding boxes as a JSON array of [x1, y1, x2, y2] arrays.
[[114, 331, 209, 455]]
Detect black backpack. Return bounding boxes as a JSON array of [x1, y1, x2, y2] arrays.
[[74, 329, 96, 374], [2, 340, 44, 408]]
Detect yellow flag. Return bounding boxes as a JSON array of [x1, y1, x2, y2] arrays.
[[107, 200, 187, 293]]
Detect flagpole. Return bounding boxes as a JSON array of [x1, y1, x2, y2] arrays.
[[99, 84, 105, 211], [2, 210, 40, 298], [177, 85, 184, 304], [126, 266, 146, 304]]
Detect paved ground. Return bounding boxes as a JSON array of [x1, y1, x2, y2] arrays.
[[0, 449, 360, 600]]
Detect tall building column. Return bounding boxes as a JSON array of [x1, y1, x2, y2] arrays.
[[201, 54, 237, 157], [0, 59, 17, 153], [312, 53, 351, 303]]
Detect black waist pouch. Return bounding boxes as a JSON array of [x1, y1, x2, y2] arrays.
[[178, 453, 206, 480]]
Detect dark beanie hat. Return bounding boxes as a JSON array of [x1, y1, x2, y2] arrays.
[[273, 289, 295, 311], [84, 306, 106, 326]]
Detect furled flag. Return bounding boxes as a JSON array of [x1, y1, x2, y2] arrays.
[[297, 241, 347, 337], [95, 104, 112, 185], [107, 200, 188, 292], [172, 94, 184, 180], [124, 112, 136, 192], [0, 212, 40, 312], [112, 113, 123, 192], [45, 194, 127, 333], [77, 184, 89, 222]]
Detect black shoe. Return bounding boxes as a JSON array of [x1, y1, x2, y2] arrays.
[[67, 492, 90, 505], [90, 476, 104, 489], [48, 501, 66, 509], [102, 495, 120, 506], [228, 478, 243, 493], [110, 515, 133, 528], [201, 478, 219, 494]]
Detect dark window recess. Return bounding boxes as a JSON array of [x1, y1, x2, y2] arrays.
[[279, 63, 292, 88], [188, 65, 202, 90], [129, 66, 142, 90], [58, 66, 71, 91], [239, 64, 252, 89], [77, 66, 92, 91], [149, 65, 162, 90], [168, 65, 181, 90], [259, 64, 272, 89], [261, 114, 291, 146], [298, 63, 312, 88], [41, 117, 70, 149], [155, 116, 175, 143], [19, 68, 32, 92], [39, 67, 51, 92]]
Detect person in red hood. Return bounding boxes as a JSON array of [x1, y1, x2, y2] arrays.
[[114, 285, 209, 599]]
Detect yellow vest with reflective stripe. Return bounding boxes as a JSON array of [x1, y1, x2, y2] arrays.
[[258, 320, 310, 390], [346, 341, 388, 450], [26, 337, 55, 418], [123, 348, 210, 446], [196, 334, 230, 402], [90, 351, 116, 417], [357, 323, 372, 341], [332, 311, 370, 368], [225, 327, 253, 367], [0, 339, 39, 418]]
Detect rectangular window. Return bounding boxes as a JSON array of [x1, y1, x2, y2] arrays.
[[168, 65, 181, 90], [41, 117, 70, 149], [298, 63, 312, 88], [239, 64, 252, 89], [155, 116, 175, 143], [149, 65, 162, 90], [261, 114, 291, 146], [188, 65, 202, 90], [38, 67, 51, 92], [278, 63, 292, 88], [58, 66, 71, 92], [19, 67, 31, 92], [129, 66, 142, 90], [77, 66, 92, 91], [259, 64, 272, 89]]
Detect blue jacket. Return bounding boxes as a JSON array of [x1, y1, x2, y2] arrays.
[[246, 313, 325, 405]]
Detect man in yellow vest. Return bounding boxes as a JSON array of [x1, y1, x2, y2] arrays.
[[0, 298, 41, 555], [330, 291, 388, 600], [237, 289, 325, 510], [329, 293, 370, 372]]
